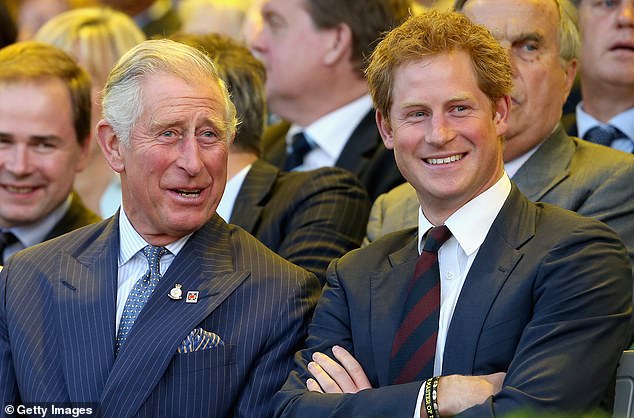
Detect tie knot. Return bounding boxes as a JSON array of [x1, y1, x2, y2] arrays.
[[291, 131, 312, 153], [284, 132, 313, 171], [584, 125, 624, 147], [0, 231, 18, 248], [142, 245, 169, 276], [423, 225, 452, 253]]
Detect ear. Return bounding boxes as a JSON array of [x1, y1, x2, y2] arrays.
[[376, 109, 395, 150], [323, 23, 353, 66], [96, 119, 125, 173], [562, 58, 578, 100], [494, 95, 512, 137]]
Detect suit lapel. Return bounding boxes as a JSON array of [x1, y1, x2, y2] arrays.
[[45, 191, 100, 241], [99, 216, 250, 417], [335, 110, 380, 175], [229, 160, 279, 233], [513, 125, 574, 202], [370, 231, 419, 386], [56, 216, 119, 402], [442, 186, 534, 375]]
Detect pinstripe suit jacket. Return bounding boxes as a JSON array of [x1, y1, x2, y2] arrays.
[[230, 160, 370, 285], [261, 111, 405, 201], [365, 124, 634, 271], [0, 214, 320, 418]]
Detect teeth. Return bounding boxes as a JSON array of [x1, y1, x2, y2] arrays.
[[177, 189, 201, 197], [6, 186, 36, 193], [426, 154, 463, 165]]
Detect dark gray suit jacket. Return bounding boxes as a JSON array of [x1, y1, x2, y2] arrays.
[[0, 214, 320, 417], [365, 125, 634, 271], [261, 111, 404, 201], [275, 185, 632, 417], [230, 160, 370, 285]]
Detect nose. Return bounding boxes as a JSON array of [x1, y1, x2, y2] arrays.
[[4, 144, 32, 177], [247, 20, 267, 58], [617, 0, 634, 27], [427, 114, 456, 146], [177, 136, 205, 176]]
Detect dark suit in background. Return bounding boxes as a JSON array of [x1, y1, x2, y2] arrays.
[[45, 191, 101, 240], [230, 160, 370, 285], [1, 214, 320, 417], [261, 111, 404, 201], [275, 186, 632, 417]]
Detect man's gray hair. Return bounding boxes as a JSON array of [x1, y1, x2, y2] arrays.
[[454, 0, 580, 64], [102, 38, 237, 145]]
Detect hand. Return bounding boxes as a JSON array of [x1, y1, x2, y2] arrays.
[[436, 372, 506, 416], [306, 345, 372, 394]]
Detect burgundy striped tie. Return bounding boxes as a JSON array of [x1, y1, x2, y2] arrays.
[[389, 225, 452, 384]]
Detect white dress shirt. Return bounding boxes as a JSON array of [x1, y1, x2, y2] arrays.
[[216, 164, 252, 222], [413, 174, 512, 418], [286, 94, 373, 171], [115, 209, 191, 332]]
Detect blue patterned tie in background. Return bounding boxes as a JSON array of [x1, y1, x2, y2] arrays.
[[116, 245, 169, 355]]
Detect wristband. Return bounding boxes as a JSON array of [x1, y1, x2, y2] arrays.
[[423, 376, 440, 418]]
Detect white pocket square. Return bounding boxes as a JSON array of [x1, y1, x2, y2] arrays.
[[177, 328, 224, 353]]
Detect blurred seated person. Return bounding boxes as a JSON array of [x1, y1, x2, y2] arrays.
[[172, 32, 371, 284], [0, 42, 100, 265], [179, 0, 252, 42], [16, 0, 95, 41], [35, 7, 146, 217], [563, 0, 634, 153], [98, 0, 180, 37]]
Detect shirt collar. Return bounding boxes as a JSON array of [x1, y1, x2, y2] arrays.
[[576, 102, 634, 142], [9, 195, 72, 248], [418, 173, 511, 255], [217, 163, 252, 222], [118, 208, 191, 267], [288, 94, 373, 161]]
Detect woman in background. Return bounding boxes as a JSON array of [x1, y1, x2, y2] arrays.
[[35, 7, 146, 217]]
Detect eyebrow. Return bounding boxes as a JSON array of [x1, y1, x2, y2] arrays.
[[511, 31, 544, 44], [30, 135, 63, 143], [398, 95, 474, 110]]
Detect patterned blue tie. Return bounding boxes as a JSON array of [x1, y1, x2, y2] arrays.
[[115, 245, 169, 355]]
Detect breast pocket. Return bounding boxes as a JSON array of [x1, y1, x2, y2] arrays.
[[169, 343, 236, 375]]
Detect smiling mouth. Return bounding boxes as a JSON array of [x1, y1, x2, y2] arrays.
[[425, 154, 464, 165], [4, 185, 38, 194]]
